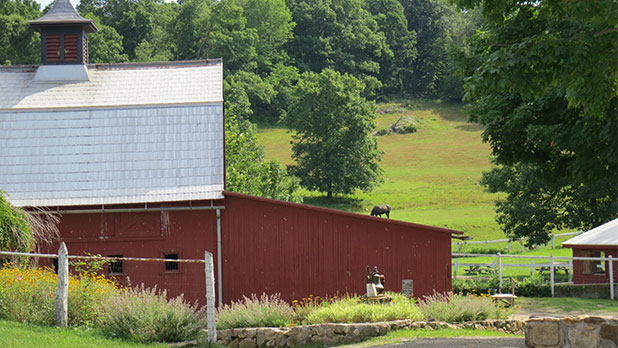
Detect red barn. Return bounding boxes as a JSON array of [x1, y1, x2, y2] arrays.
[[0, 0, 462, 306], [563, 218, 618, 285]]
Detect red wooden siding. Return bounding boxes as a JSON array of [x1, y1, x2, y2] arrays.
[[220, 192, 456, 303], [572, 247, 618, 285]]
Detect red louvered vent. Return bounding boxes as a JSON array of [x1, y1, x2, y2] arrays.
[[82, 35, 88, 64], [63, 34, 78, 61], [46, 35, 61, 62]]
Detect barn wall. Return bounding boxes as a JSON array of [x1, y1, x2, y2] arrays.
[[220, 193, 454, 303], [44, 206, 219, 305], [572, 247, 618, 285]]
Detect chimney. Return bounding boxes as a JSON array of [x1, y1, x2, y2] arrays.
[[28, 0, 98, 81]]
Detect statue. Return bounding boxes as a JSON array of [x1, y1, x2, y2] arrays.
[[366, 266, 385, 296]]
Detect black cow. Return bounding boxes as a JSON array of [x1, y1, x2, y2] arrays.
[[370, 204, 391, 218]]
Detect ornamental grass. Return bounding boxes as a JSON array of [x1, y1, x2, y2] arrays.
[[418, 292, 513, 323], [216, 293, 294, 329]]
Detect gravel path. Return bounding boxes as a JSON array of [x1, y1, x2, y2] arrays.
[[370, 337, 525, 348]]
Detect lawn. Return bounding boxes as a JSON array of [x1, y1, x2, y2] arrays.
[[0, 320, 168, 348], [258, 99, 505, 241], [337, 328, 522, 347], [516, 297, 618, 316]]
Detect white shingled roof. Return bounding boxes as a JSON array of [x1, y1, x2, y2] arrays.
[[562, 218, 618, 247], [0, 60, 224, 207]]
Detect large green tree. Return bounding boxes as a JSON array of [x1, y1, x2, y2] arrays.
[[284, 68, 383, 198], [460, 0, 618, 245], [0, 0, 40, 65]]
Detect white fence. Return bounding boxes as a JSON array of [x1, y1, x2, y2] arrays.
[[453, 252, 617, 300], [0, 243, 217, 343], [452, 231, 583, 253]]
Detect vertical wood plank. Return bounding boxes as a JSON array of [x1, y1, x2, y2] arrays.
[[205, 251, 217, 344]]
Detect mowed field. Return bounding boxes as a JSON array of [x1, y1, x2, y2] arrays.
[[257, 99, 505, 241]]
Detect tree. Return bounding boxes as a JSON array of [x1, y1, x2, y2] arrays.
[[224, 76, 302, 202], [285, 0, 390, 91], [284, 68, 383, 198], [460, 0, 618, 245], [0, 0, 41, 65], [84, 14, 129, 63]]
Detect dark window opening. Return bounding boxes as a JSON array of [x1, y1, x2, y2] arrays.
[[52, 258, 58, 274], [582, 250, 605, 275], [165, 253, 179, 271], [108, 255, 123, 275]]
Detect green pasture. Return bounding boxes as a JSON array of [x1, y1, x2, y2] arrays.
[[258, 99, 505, 241]]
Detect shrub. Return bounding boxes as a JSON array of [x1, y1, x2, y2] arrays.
[[0, 264, 119, 326], [303, 293, 424, 324], [419, 292, 512, 322], [216, 293, 294, 329], [98, 285, 204, 343], [452, 275, 500, 295], [514, 275, 551, 297], [398, 123, 417, 134]]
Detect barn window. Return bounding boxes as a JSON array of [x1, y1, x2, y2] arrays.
[[45, 34, 80, 62], [582, 250, 604, 275], [108, 255, 124, 275], [46, 35, 61, 61], [165, 253, 179, 271], [63, 34, 78, 61]]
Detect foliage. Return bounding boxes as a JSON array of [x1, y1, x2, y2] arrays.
[[514, 275, 551, 298], [216, 293, 294, 329], [0, 264, 119, 326], [452, 276, 499, 296], [460, 0, 618, 246], [304, 293, 424, 324], [99, 285, 204, 343], [284, 69, 383, 198], [0, 0, 40, 65], [0, 192, 33, 253], [84, 15, 129, 63], [418, 292, 512, 322]]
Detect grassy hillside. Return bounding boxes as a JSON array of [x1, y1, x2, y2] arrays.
[[257, 99, 505, 241]]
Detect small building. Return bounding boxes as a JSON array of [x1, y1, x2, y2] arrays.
[[0, 0, 463, 306], [562, 218, 618, 285]]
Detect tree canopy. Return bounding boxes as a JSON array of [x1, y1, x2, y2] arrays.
[[460, 0, 618, 245], [284, 69, 383, 198]]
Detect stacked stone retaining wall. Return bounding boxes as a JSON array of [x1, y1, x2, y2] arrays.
[[207, 319, 524, 348], [526, 316, 618, 348]]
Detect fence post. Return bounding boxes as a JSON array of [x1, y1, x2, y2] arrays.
[[520, 238, 524, 252], [204, 251, 217, 344], [550, 254, 555, 297], [530, 260, 534, 277], [485, 240, 488, 253], [508, 240, 511, 253], [610, 255, 614, 300], [497, 253, 502, 294], [551, 234, 555, 249], [454, 259, 458, 280], [55, 242, 68, 327], [456, 242, 460, 253], [568, 260, 573, 283]]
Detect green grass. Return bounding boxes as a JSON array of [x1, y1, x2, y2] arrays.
[[0, 320, 168, 348], [258, 99, 505, 240], [336, 328, 521, 347], [517, 297, 618, 314]]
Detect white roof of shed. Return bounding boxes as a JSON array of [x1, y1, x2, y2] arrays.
[[563, 218, 618, 247], [0, 60, 224, 207]]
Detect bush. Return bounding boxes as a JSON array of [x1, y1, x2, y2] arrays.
[[514, 275, 551, 297], [419, 292, 512, 322], [398, 123, 417, 134], [303, 293, 424, 324], [216, 294, 294, 329], [99, 285, 204, 343], [452, 276, 500, 295], [0, 264, 119, 326]]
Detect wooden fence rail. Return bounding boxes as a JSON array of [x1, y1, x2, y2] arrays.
[[453, 253, 616, 299], [452, 231, 583, 252]]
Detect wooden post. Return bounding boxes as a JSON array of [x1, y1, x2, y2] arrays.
[[485, 240, 488, 252], [530, 260, 534, 277], [568, 260, 573, 283], [520, 238, 524, 252], [454, 259, 458, 280], [456, 242, 460, 253], [508, 240, 511, 253], [551, 234, 555, 249], [610, 255, 614, 300], [204, 251, 217, 344], [550, 254, 555, 297], [497, 253, 502, 294], [55, 242, 68, 327]]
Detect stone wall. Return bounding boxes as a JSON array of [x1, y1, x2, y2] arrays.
[[525, 316, 618, 348], [209, 319, 524, 348]]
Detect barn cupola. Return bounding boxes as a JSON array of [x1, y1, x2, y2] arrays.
[[28, 0, 98, 81]]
